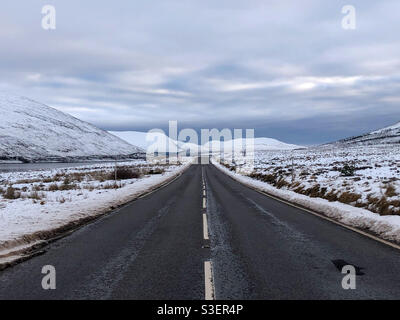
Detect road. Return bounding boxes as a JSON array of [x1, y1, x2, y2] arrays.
[[1, 161, 400, 299]]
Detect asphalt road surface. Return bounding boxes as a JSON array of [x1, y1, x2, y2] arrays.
[[1, 161, 400, 299]]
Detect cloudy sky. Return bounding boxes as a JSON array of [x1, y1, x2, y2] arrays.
[[1, 0, 400, 144]]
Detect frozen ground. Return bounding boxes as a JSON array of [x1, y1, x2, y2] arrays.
[[212, 144, 400, 242], [0, 158, 192, 260]]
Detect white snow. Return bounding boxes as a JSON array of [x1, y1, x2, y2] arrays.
[[371, 121, 400, 134], [0, 158, 193, 262], [110, 130, 302, 154], [0, 93, 143, 161], [333, 120, 400, 146], [109, 130, 179, 153], [212, 147, 400, 243], [203, 137, 301, 152]]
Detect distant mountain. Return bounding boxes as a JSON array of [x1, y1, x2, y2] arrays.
[[109, 131, 179, 153], [334, 121, 400, 146], [111, 130, 302, 154], [0, 93, 143, 162], [248, 137, 302, 151], [202, 137, 302, 153]]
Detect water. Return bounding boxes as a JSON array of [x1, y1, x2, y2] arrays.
[[0, 161, 114, 173]]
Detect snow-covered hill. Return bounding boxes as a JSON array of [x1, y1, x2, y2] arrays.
[[111, 130, 302, 154], [334, 121, 400, 146], [109, 131, 179, 153], [0, 93, 143, 162], [203, 137, 302, 152]]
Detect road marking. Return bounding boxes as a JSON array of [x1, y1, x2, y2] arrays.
[[202, 168, 214, 300], [204, 261, 215, 300], [203, 214, 209, 240], [214, 165, 400, 251], [255, 189, 400, 251]]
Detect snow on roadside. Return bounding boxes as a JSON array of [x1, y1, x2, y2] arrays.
[[0, 159, 193, 257], [211, 159, 400, 244]]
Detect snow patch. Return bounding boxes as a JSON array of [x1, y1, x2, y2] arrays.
[[212, 159, 400, 244]]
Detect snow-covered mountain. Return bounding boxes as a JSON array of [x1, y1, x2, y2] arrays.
[[0, 93, 143, 162], [109, 131, 179, 153], [111, 130, 302, 154], [203, 137, 302, 153], [253, 138, 302, 151], [334, 121, 400, 146]]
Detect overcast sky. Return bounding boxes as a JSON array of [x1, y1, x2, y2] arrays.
[[1, 0, 400, 144]]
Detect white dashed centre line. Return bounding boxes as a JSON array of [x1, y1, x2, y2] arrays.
[[204, 261, 215, 300], [202, 169, 214, 300], [203, 213, 209, 240]]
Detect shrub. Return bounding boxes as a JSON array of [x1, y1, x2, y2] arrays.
[[28, 191, 45, 200], [103, 182, 122, 189], [303, 185, 328, 198], [59, 184, 76, 191], [338, 192, 361, 204], [111, 167, 142, 180], [275, 178, 289, 189], [48, 183, 59, 192], [249, 173, 277, 184], [4, 186, 20, 200], [147, 167, 165, 175], [376, 196, 391, 215], [325, 190, 338, 202], [83, 184, 95, 191], [385, 184, 397, 197], [32, 184, 43, 191], [340, 164, 356, 177]]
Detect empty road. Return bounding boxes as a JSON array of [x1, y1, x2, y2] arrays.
[[1, 161, 400, 299]]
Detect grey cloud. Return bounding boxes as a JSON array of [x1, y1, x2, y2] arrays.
[[0, 0, 399, 144]]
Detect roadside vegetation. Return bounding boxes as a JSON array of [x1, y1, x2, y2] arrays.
[[0, 161, 170, 204], [219, 145, 400, 216]]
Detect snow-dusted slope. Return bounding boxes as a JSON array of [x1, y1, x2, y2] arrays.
[[109, 130, 179, 153], [0, 94, 142, 161], [203, 137, 302, 152], [112, 130, 302, 154], [252, 137, 302, 151], [335, 121, 400, 146]]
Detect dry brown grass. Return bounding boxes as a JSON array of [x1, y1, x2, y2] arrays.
[[303, 185, 323, 198], [325, 190, 338, 202], [249, 172, 277, 184], [4, 186, 21, 200], [102, 182, 123, 189], [338, 192, 361, 204], [47, 183, 59, 192], [385, 184, 397, 197], [27, 191, 46, 200]]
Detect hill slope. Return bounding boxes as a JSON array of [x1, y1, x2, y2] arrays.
[[335, 121, 400, 146], [109, 130, 179, 153], [0, 94, 142, 161], [111, 130, 302, 154]]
